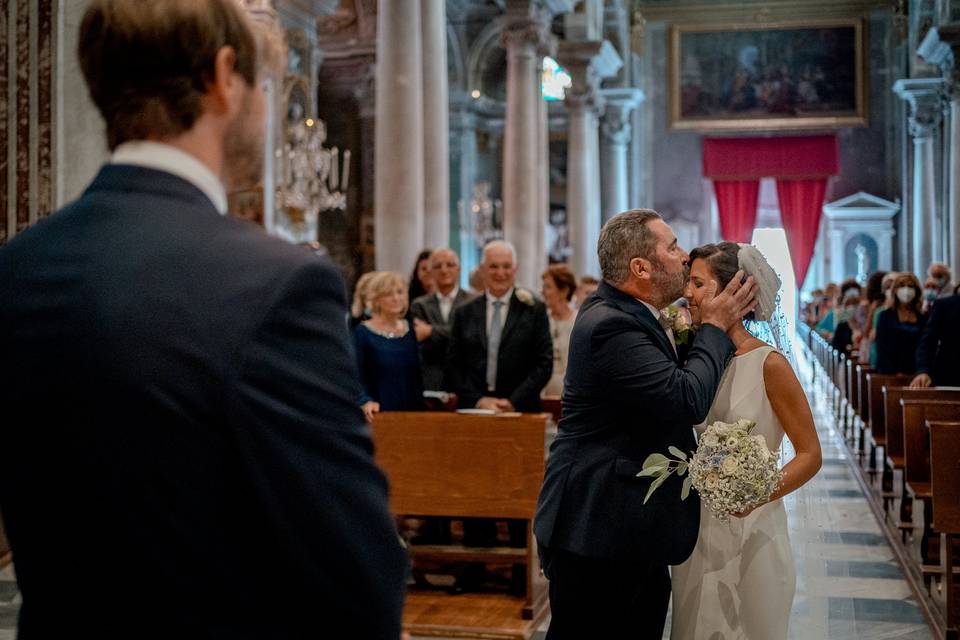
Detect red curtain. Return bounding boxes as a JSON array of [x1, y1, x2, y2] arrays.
[[713, 180, 760, 244], [702, 136, 838, 284], [776, 179, 828, 286]]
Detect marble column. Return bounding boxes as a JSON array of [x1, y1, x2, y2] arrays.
[[933, 26, 960, 281], [599, 88, 642, 223], [559, 40, 622, 279], [374, 0, 424, 272], [421, 0, 450, 250], [500, 8, 550, 289], [894, 78, 944, 277]]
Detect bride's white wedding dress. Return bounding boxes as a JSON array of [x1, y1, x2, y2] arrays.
[[670, 344, 796, 640]]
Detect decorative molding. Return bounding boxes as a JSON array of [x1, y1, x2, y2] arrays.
[[558, 40, 623, 114], [893, 77, 946, 138], [599, 87, 643, 144]]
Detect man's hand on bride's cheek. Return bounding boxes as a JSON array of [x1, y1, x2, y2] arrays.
[[700, 271, 759, 331]]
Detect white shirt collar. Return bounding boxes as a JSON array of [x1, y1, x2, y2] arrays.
[[437, 286, 460, 302], [486, 287, 514, 306], [111, 141, 228, 215]]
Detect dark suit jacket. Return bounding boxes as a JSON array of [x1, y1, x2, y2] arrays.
[[916, 294, 960, 386], [444, 289, 553, 412], [0, 165, 407, 639], [534, 281, 735, 565], [410, 288, 473, 391]]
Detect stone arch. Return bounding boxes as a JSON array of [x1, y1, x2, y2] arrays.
[[466, 20, 507, 104]]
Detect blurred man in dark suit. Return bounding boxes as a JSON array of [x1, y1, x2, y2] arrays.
[[410, 247, 473, 391], [911, 293, 960, 387], [0, 2, 406, 637]]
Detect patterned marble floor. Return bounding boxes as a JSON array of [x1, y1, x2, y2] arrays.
[[0, 352, 935, 639]]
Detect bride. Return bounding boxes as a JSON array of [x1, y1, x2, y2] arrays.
[[670, 242, 822, 640]]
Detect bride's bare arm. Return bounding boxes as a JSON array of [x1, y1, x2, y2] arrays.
[[764, 352, 822, 502]]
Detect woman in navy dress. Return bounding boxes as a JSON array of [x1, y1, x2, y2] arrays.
[[875, 272, 926, 375], [353, 271, 426, 422]]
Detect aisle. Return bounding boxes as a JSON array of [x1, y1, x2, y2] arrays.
[[778, 349, 931, 640]]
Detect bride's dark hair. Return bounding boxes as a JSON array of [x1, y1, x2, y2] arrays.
[[689, 242, 756, 321]]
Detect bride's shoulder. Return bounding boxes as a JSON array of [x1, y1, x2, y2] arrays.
[[761, 349, 797, 390]]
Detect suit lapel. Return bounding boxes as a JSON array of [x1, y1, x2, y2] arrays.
[[599, 282, 678, 363], [426, 295, 443, 324], [477, 296, 489, 352], [499, 293, 525, 347]]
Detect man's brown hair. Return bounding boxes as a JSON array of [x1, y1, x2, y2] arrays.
[[78, 0, 258, 150]]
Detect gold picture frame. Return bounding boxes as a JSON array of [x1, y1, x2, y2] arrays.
[[668, 18, 867, 131]]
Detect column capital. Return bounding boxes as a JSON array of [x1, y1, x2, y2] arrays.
[[599, 88, 643, 144], [559, 40, 623, 114], [893, 77, 945, 138], [499, 0, 572, 53]]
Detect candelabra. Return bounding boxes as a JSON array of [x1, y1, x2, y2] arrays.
[[275, 117, 350, 243]]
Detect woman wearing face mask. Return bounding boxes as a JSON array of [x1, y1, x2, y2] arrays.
[[874, 273, 926, 374]]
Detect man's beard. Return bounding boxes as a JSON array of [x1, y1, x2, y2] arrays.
[[222, 90, 264, 192], [650, 259, 686, 308]]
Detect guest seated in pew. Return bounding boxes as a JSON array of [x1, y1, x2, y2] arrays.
[[830, 294, 860, 354], [354, 271, 426, 422], [859, 270, 887, 367], [911, 292, 960, 388], [875, 273, 926, 375]]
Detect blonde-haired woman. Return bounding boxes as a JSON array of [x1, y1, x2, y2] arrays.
[[353, 271, 425, 422]]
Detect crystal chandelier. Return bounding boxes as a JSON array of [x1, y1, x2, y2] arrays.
[[276, 117, 350, 243], [458, 181, 503, 249]]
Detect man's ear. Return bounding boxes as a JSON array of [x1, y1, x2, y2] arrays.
[[630, 257, 651, 280], [205, 46, 240, 117]]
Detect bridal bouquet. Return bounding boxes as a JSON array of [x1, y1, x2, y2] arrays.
[[638, 419, 782, 522]]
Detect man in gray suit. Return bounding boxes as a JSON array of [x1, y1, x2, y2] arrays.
[[411, 248, 473, 391]]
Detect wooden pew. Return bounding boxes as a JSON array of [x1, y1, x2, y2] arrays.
[[901, 398, 960, 580], [886, 388, 960, 537], [855, 362, 874, 466], [929, 420, 960, 639], [540, 395, 562, 425], [371, 411, 550, 635], [866, 373, 912, 497]]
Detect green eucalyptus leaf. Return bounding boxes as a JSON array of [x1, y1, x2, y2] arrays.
[[643, 472, 669, 504], [681, 476, 692, 500], [677, 462, 688, 477], [637, 465, 667, 477], [643, 453, 668, 468], [668, 446, 688, 461]]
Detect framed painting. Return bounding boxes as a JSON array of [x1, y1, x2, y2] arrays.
[[669, 18, 867, 131]]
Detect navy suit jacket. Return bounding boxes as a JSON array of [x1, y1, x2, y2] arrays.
[[443, 290, 553, 413], [916, 294, 960, 386], [534, 281, 735, 564], [0, 165, 407, 638]]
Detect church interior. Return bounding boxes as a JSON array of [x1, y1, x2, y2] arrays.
[[2, 0, 960, 638]]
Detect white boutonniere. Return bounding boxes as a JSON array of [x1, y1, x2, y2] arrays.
[[662, 303, 694, 346], [515, 288, 535, 306]]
